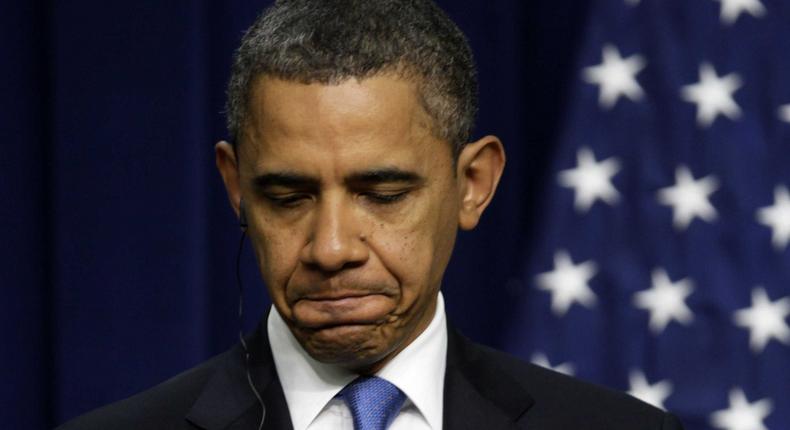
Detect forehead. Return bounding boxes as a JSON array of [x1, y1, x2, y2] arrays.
[[241, 74, 449, 170]]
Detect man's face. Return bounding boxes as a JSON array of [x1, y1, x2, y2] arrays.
[[235, 75, 461, 372]]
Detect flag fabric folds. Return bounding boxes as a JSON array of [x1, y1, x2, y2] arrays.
[[505, 1, 790, 429]]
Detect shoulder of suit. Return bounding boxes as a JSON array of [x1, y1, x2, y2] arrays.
[[54, 347, 236, 430], [468, 342, 680, 428]]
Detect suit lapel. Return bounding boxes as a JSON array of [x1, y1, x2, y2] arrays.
[[185, 323, 294, 430], [443, 327, 534, 429], [183, 320, 534, 429]]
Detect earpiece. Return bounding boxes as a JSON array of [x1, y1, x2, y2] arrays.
[[234, 197, 265, 429], [239, 199, 248, 231]]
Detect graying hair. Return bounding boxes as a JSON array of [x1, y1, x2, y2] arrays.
[[225, 0, 478, 157]]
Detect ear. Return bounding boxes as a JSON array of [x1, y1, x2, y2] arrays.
[[215, 140, 242, 218], [456, 135, 506, 230]]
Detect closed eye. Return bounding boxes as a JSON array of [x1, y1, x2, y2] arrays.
[[264, 193, 311, 208], [363, 190, 410, 204]]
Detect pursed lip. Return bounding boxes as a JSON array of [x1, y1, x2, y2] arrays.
[[291, 292, 394, 329], [300, 290, 383, 301]]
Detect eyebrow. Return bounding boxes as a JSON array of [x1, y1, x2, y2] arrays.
[[345, 168, 424, 185], [252, 167, 425, 190], [253, 172, 320, 189]]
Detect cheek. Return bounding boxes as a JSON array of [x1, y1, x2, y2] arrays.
[[250, 227, 302, 295], [370, 202, 455, 302], [415, 193, 459, 288]]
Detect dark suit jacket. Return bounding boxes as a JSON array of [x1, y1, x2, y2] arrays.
[[57, 323, 684, 429]]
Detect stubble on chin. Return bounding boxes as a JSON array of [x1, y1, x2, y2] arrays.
[[291, 322, 404, 373]]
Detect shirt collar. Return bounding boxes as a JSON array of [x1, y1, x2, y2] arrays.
[[268, 293, 448, 430], [376, 293, 447, 430]]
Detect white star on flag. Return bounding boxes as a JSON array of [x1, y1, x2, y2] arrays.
[[558, 147, 621, 213], [627, 370, 673, 411], [582, 44, 646, 109], [710, 388, 773, 430], [681, 62, 743, 127], [531, 352, 575, 376], [535, 250, 598, 316], [633, 268, 694, 334], [779, 104, 790, 123], [657, 165, 719, 230], [715, 0, 767, 26], [734, 287, 790, 353], [756, 185, 790, 251]]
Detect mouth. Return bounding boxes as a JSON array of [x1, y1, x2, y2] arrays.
[[291, 293, 396, 329]]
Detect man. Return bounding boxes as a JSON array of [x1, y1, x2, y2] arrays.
[[59, 0, 684, 429]]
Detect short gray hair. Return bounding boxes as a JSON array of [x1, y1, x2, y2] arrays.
[[225, 0, 478, 157]]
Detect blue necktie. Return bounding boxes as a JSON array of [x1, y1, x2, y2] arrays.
[[340, 376, 407, 430]]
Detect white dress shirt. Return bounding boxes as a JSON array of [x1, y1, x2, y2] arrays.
[[268, 293, 448, 430]]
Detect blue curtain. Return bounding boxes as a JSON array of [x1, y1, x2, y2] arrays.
[[1, 1, 587, 427]]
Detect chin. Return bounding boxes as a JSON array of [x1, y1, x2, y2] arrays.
[[297, 324, 398, 371]]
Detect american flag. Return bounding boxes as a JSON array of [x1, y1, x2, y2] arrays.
[[503, 0, 790, 429]]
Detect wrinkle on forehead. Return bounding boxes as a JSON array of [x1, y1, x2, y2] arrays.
[[239, 74, 443, 178]]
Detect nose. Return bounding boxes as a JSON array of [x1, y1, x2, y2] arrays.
[[300, 195, 369, 272]]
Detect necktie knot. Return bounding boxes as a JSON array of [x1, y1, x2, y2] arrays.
[[340, 376, 406, 430]]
